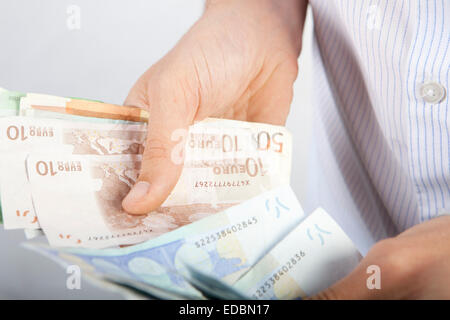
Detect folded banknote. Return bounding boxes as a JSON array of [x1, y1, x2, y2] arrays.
[[0, 88, 25, 223], [234, 208, 361, 299], [0, 116, 146, 230], [24, 185, 305, 298], [2, 88, 362, 301], [25, 145, 292, 248], [0, 89, 293, 249]]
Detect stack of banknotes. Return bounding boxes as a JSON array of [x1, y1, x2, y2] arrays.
[[0, 87, 362, 299]]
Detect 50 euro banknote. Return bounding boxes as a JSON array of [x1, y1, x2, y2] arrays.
[[24, 185, 305, 298], [0, 116, 147, 230], [25, 125, 292, 249]]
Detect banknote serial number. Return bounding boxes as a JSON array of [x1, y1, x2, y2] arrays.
[[194, 179, 250, 188], [6, 125, 54, 141], [252, 250, 306, 299], [194, 217, 258, 248], [35, 160, 82, 176]]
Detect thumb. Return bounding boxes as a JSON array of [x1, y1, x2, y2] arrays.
[[122, 78, 196, 215]]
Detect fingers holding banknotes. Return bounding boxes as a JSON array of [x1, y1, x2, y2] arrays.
[[122, 0, 306, 214], [311, 215, 450, 300]]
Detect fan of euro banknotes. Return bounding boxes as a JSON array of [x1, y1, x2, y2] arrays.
[[0, 87, 362, 299]]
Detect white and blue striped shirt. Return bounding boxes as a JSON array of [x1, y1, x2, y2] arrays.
[[303, 0, 449, 253]]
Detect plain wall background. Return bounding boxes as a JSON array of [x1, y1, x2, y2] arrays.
[[0, 0, 314, 299]]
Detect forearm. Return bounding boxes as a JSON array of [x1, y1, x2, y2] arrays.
[[205, 0, 308, 55]]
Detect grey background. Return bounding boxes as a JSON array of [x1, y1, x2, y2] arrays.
[[0, 0, 314, 299]]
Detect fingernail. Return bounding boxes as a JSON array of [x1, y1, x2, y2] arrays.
[[123, 181, 151, 207]]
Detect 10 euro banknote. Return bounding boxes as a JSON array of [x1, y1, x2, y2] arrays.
[[0, 116, 146, 230], [1, 115, 292, 237], [0, 88, 25, 223], [18, 118, 291, 248], [25, 146, 291, 248]]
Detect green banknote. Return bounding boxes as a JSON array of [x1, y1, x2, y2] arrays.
[[0, 88, 25, 117]]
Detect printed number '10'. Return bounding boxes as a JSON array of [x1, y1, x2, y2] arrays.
[[36, 161, 57, 176]]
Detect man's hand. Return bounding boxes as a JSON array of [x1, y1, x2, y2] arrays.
[[312, 215, 450, 299], [122, 0, 307, 214]]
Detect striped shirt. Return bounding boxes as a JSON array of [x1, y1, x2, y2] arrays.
[[303, 0, 449, 253]]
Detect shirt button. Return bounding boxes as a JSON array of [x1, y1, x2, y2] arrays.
[[419, 82, 446, 104]]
